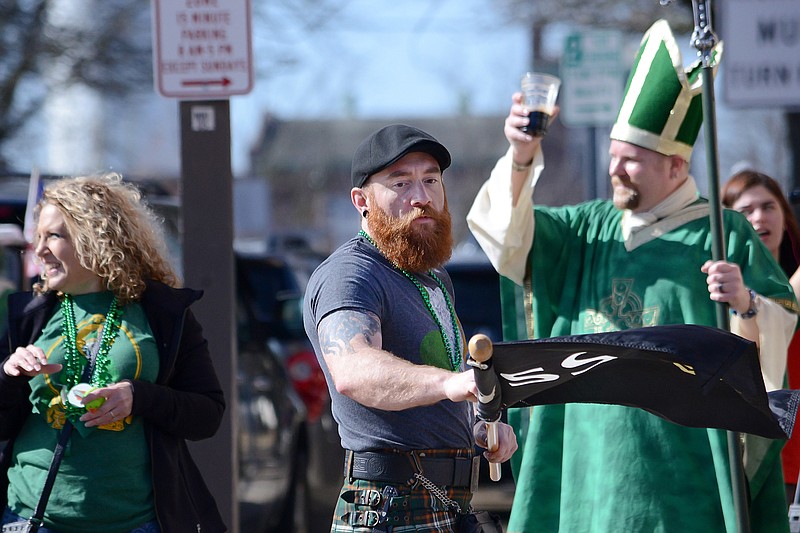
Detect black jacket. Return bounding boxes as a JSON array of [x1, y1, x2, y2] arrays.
[[0, 281, 227, 532]]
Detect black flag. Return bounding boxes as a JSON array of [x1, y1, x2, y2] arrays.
[[484, 324, 798, 439]]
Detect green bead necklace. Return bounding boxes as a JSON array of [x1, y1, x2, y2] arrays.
[[61, 294, 123, 418], [359, 230, 462, 371]]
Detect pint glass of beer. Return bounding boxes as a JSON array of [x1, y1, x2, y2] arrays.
[[520, 72, 560, 137]]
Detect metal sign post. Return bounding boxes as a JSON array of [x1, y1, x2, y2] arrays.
[[150, 2, 254, 530]]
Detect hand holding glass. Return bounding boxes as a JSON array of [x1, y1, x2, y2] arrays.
[[520, 72, 560, 137]]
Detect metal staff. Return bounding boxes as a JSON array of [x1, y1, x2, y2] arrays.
[[467, 334, 502, 481], [661, 0, 750, 530]]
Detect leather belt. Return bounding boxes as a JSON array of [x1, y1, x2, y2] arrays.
[[345, 450, 477, 488]]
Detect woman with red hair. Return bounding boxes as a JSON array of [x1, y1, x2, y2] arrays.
[[723, 169, 800, 504]]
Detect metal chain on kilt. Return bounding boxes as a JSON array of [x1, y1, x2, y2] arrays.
[[412, 472, 471, 515]]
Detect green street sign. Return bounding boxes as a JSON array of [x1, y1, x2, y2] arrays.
[[561, 30, 624, 127]]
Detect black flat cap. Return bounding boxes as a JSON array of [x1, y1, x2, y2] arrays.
[[351, 124, 451, 188]]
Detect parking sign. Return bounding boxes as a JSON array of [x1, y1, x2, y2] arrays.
[[152, 0, 253, 99]]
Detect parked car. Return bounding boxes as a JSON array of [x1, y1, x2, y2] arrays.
[[234, 253, 342, 532], [153, 193, 343, 532], [446, 258, 504, 343]]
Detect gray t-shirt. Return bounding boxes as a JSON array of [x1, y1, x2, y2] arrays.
[[303, 235, 474, 452]]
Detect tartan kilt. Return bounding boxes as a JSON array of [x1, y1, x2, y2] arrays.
[[330, 448, 474, 533]]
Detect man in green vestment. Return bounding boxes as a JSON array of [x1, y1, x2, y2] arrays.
[[467, 19, 799, 533]]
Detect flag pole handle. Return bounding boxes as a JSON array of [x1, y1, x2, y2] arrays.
[[468, 334, 493, 364], [686, 1, 751, 531], [468, 334, 502, 481], [699, 58, 750, 533]]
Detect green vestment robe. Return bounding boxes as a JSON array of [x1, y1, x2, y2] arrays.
[[500, 199, 796, 533]]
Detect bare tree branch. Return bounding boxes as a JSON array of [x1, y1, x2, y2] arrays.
[[492, 0, 696, 35], [0, 0, 152, 168]]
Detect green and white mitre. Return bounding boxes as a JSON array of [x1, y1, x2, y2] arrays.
[[610, 18, 723, 162]]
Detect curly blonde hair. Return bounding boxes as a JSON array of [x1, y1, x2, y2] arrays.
[[33, 173, 180, 303]]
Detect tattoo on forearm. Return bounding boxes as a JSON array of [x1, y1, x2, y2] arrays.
[[319, 311, 380, 356]]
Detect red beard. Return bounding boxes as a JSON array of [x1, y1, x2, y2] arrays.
[[366, 195, 454, 273]]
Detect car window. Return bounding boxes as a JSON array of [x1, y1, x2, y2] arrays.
[[446, 263, 503, 343], [236, 256, 306, 342]]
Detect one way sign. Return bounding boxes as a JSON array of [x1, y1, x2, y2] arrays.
[[152, 0, 253, 99]]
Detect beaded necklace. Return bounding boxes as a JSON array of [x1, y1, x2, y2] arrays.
[[61, 294, 123, 417], [359, 230, 462, 371]]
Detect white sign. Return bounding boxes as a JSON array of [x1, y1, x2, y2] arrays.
[[560, 30, 624, 127], [720, 0, 800, 107], [152, 0, 253, 99], [191, 105, 216, 131]]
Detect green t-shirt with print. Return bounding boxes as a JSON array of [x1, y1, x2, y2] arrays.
[[7, 291, 160, 533]]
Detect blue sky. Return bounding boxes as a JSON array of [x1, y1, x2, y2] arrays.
[[3, 1, 529, 178], [5, 1, 792, 189], [230, 0, 531, 173]]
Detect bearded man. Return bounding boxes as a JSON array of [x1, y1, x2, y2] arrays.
[[467, 20, 797, 533], [304, 124, 517, 532]]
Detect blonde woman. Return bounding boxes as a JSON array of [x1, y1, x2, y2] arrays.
[[0, 173, 226, 533]]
